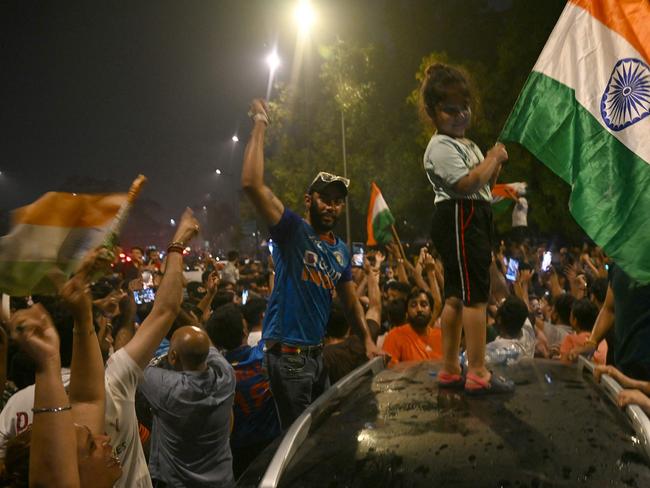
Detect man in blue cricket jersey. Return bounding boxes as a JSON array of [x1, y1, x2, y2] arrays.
[[241, 98, 384, 428]]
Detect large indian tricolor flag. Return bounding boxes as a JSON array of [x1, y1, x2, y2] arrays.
[[0, 192, 127, 295], [366, 182, 395, 246], [501, 0, 650, 283]]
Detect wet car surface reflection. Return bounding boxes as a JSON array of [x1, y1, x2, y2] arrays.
[[239, 359, 650, 487]]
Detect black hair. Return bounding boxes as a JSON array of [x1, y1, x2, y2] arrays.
[[210, 291, 235, 311], [227, 250, 239, 262], [571, 298, 599, 332], [130, 246, 144, 254], [206, 303, 244, 351], [201, 270, 212, 284], [325, 300, 349, 339], [384, 298, 407, 328], [242, 297, 267, 328], [553, 293, 575, 325], [186, 281, 206, 300], [419, 63, 475, 126], [385, 281, 411, 297], [90, 277, 116, 300], [495, 296, 529, 338], [406, 288, 434, 310], [31, 296, 73, 368]]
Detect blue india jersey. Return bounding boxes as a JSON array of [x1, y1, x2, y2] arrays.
[[262, 209, 352, 345], [226, 342, 281, 449]]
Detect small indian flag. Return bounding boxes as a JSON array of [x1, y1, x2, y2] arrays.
[[501, 0, 650, 283], [0, 192, 127, 295], [491, 182, 526, 214], [366, 182, 395, 246]]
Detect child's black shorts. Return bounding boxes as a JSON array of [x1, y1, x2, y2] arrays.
[[431, 199, 493, 306]]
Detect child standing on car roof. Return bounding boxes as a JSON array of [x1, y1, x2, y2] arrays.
[[420, 63, 513, 395]]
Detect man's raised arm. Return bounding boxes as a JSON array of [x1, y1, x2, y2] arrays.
[[336, 280, 385, 360], [241, 98, 284, 226], [124, 208, 199, 370]]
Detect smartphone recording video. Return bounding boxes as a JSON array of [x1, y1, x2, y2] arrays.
[[505, 258, 520, 282], [352, 242, 365, 268], [541, 251, 552, 272], [133, 287, 156, 305]]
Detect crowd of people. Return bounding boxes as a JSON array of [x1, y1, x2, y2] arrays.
[[0, 67, 649, 487]]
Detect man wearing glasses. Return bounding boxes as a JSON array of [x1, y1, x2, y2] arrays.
[[241, 98, 383, 429]]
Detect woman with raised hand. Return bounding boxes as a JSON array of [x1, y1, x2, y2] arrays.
[[4, 250, 122, 488]]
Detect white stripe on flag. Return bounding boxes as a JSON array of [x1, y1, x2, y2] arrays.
[[534, 2, 650, 164], [0, 224, 108, 262]]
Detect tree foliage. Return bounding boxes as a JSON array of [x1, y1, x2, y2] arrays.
[[260, 0, 587, 247]]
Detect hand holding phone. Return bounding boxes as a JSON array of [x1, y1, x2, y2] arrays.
[[505, 258, 520, 282], [352, 242, 365, 268]]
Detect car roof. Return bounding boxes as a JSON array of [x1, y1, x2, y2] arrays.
[[239, 358, 650, 487]]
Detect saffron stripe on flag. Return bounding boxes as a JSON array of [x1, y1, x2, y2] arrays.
[[13, 192, 126, 228], [570, 0, 650, 64]]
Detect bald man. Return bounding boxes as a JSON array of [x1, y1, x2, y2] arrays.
[[168, 325, 211, 371], [139, 326, 236, 488]]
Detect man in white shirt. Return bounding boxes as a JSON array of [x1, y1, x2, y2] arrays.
[[105, 209, 199, 488]]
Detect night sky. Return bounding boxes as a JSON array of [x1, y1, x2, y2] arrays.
[[1, 1, 325, 218], [1, 0, 511, 238]]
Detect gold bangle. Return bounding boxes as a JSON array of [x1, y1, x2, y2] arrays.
[[585, 339, 598, 348]]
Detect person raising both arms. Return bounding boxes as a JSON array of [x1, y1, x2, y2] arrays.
[[420, 63, 512, 395], [241, 98, 383, 429]]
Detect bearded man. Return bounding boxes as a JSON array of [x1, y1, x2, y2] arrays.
[[240, 99, 383, 429], [382, 288, 443, 366]]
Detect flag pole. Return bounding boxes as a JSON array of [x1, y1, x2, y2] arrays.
[[103, 174, 147, 250], [390, 224, 407, 262]]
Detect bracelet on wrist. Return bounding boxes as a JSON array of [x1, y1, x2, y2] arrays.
[[585, 338, 598, 348], [253, 113, 269, 125], [32, 405, 72, 414], [248, 110, 270, 126], [167, 241, 185, 254]]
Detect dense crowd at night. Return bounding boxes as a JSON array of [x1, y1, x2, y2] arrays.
[[0, 93, 648, 487]]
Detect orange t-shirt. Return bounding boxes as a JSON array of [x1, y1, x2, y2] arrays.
[[560, 331, 608, 365], [382, 323, 443, 367]]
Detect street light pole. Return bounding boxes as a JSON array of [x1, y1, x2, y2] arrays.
[[341, 110, 351, 247]]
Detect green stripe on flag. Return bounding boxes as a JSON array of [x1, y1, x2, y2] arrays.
[[372, 210, 395, 246], [0, 261, 79, 296], [501, 71, 650, 283], [492, 199, 513, 215]]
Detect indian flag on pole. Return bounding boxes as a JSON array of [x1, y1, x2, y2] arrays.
[[366, 182, 395, 246], [0, 192, 127, 295], [501, 0, 650, 283], [491, 182, 526, 214]]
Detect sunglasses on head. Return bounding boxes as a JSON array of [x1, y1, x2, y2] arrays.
[[311, 172, 350, 188]]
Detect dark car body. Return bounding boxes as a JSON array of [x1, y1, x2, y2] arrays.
[[239, 357, 650, 487]]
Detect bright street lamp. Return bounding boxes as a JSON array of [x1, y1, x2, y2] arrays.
[[294, 0, 316, 34], [215, 169, 222, 175], [265, 49, 281, 100], [266, 50, 281, 73], [231, 135, 239, 143]]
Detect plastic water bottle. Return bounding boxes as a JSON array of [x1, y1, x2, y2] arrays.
[[485, 343, 521, 366]]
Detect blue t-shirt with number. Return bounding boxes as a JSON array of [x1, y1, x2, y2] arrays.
[[263, 209, 352, 345]]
